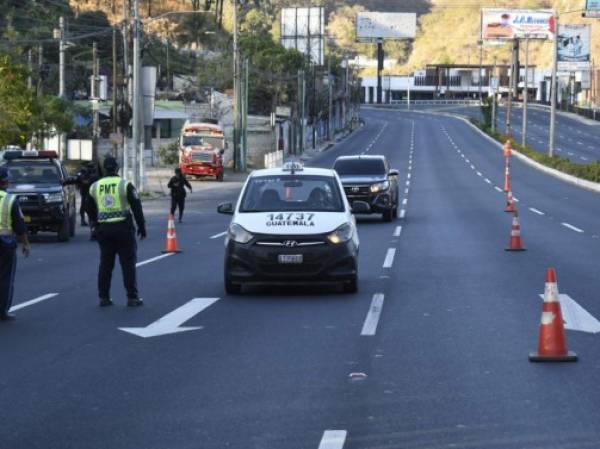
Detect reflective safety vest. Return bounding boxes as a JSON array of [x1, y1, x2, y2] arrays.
[[0, 190, 16, 236], [90, 176, 131, 223]]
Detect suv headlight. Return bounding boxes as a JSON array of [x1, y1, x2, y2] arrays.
[[227, 223, 254, 244], [370, 181, 390, 193], [43, 192, 64, 203], [327, 223, 354, 244]]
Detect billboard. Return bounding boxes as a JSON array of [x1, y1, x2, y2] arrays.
[[355, 12, 416, 42], [280, 7, 324, 65], [481, 9, 555, 40], [584, 0, 600, 17], [558, 24, 591, 71]]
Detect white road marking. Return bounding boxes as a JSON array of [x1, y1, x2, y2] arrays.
[[399, 209, 406, 218], [562, 222, 584, 233], [476, 171, 482, 176], [470, 164, 475, 170], [383, 248, 396, 268], [484, 178, 492, 184], [136, 253, 175, 267], [465, 158, 470, 163], [407, 173, 412, 179], [404, 188, 409, 194], [512, 197, 519, 202], [580, 157, 588, 161], [494, 186, 503, 192], [210, 231, 227, 239], [318, 431, 347, 449], [393, 225, 402, 237], [538, 294, 600, 334], [578, 141, 584, 145], [528, 207, 545, 215], [405, 180, 410, 187], [361, 293, 385, 336], [568, 152, 574, 156], [10, 293, 59, 312], [119, 297, 220, 338], [402, 198, 408, 205]]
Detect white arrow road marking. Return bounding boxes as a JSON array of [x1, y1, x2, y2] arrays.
[[361, 293, 385, 336], [119, 297, 220, 338], [210, 231, 227, 239], [10, 293, 59, 312], [318, 430, 347, 449], [539, 294, 600, 334], [136, 253, 174, 267]]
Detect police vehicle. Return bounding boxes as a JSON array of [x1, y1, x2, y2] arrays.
[[2, 150, 77, 241], [217, 161, 369, 294]]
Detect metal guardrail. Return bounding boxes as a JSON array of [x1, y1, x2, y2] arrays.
[[386, 99, 482, 106]]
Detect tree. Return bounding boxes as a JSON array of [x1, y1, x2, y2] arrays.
[[0, 55, 33, 147]]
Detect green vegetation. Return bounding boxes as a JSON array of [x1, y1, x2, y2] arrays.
[[158, 141, 180, 166], [472, 119, 600, 183]]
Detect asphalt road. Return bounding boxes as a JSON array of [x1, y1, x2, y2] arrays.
[[3, 107, 600, 448]]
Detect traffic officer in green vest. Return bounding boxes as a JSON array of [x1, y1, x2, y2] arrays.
[[87, 156, 146, 307], [0, 166, 30, 321]]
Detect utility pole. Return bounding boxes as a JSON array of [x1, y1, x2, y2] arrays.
[[549, 13, 558, 157], [327, 56, 333, 141], [112, 27, 118, 156], [27, 49, 33, 89], [522, 36, 529, 147], [506, 40, 514, 137], [492, 56, 497, 132], [92, 42, 100, 162], [232, 0, 243, 171], [132, 0, 141, 187], [376, 38, 383, 104], [407, 73, 411, 110], [312, 65, 317, 150], [58, 16, 66, 160], [122, 0, 130, 179], [37, 44, 43, 97], [478, 40, 483, 103], [241, 58, 248, 170]]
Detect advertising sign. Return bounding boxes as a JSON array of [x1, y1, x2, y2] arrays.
[[558, 24, 591, 71], [355, 12, 416, 42], [481, 9, 555, 40], [584, 0, 600, 17], [281, 7, 324, 65]]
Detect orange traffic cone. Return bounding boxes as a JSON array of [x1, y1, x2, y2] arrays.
[[529, 268, 577, 362], [505, 190, 516, 213], [503, 139, 512, 158], [505, 211, 525, 251], [503, 160, 511, 192], [162, 214, 181, 253]]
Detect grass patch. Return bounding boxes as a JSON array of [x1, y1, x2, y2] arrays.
[[469, 118, 600, 183]]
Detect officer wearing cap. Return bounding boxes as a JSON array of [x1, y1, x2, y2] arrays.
[[0, 166, 30, 321], [87, 156, 146, 307]]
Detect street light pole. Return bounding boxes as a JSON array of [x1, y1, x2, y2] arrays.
[[58, 16, 66, 160], [132, 0, 141, 186], [232, 0, 244, 171], [549, 13, 558, 157], [522, 36, 529, 147]]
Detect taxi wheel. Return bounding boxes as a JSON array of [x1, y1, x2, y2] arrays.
[[225, 278, 242, 295]]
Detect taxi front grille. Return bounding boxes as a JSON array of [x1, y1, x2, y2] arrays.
[[255, 240, 325, 247]]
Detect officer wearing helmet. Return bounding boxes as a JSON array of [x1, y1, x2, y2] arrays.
[[0, 166, 30, 321], [87, 156, 146, 307]]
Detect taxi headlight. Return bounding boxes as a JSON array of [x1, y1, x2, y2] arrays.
[[370, 181, 390, 193], [228, 223, 254, 244], [327, 223, 353, 244], [43, 192, 63, 203]]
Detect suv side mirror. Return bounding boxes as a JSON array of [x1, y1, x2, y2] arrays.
[[389, 169, 399, 177], [351, 201, 370, 214], [217, 202, 234, 215], [219, 148, 225, 155]]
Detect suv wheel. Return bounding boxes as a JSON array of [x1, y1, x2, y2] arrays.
[[57, 214, 70, 242], [382, 208, 394, 222], [225, 277, 242, 295], [342, 277, 358, 294]]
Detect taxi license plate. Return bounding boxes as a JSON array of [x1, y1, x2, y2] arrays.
[[278, 254, 303, 264], [23, 216, 31, 223]]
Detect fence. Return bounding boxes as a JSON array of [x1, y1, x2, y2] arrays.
[[264, 150, 284, 169]]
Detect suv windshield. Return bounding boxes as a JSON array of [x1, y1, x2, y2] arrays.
[[334, 158, 386, 176], [240, 175, 344, 213], [6, 160, 61, 184]]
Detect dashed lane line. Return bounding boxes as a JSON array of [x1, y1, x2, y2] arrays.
[[494, 186, 503, 192], [393, 225, 402, 237], [210, 231, 228, 239], [10, 293, 59, 312], [484, 178, 492, 184], [383, 248, 396, 268], [529, 207, 545, 216], [399, 209, 406, 219], [136, 253, 175, 267], [562, 223, 584, 233], [360, 293, 385, 336], [318, 430, 347, 449]]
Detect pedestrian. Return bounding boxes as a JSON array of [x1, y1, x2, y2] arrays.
[[0, 166, 30, 321], [87, 156, 146, 307], [167, 167, 192, 223], [76, 162, 99, 227]]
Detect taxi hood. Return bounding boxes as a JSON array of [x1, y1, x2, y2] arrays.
[[235, 212, 348, 236]]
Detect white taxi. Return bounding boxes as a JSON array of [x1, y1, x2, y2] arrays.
[[217, 162, 369, 294]]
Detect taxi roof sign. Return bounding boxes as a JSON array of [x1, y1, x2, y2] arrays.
[[282, 161, 304, 173]]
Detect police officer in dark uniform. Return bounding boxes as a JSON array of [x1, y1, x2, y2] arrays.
[[87, 157, 146, 307], [76, 162, 99, 226], [0, 167, 30, 321]]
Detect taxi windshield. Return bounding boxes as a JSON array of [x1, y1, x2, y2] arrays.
[[240, 175, 344, 213]]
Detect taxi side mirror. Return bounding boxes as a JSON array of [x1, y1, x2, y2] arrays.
[[351, 201, 370, 214], [217, 202, 234, 215], [389, 169, 399, 177]]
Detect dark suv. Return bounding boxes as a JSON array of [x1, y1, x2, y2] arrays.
[[2, 150, 77, 241], [333, 155, 399, 222]]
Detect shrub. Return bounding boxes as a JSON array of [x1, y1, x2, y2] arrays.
[[158, 142, 180, 166]]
